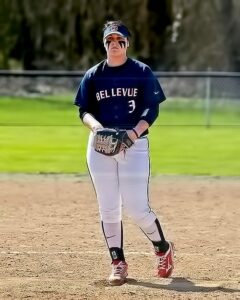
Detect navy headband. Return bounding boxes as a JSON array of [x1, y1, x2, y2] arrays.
[[103, 24, 130, 39]]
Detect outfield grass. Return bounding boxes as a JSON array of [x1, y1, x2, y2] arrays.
[[0, 96, 239, 175]]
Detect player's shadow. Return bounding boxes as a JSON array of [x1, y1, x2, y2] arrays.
[[126, 277, 240, 293]]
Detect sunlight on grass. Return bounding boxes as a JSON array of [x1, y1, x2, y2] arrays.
[[0, 96, 239, 175]]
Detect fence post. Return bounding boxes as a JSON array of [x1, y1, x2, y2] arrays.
[[205, 76, 211, 128]]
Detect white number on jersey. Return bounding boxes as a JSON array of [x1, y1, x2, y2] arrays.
[[128, 100, 136, 113]]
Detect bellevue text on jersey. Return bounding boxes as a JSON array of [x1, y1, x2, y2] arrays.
[[96, 88, 138, 101]]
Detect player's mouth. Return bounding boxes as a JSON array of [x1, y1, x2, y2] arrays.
[[110, 47, 119, 51]]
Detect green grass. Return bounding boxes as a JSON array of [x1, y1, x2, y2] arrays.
[[150, 126, 240, 176], [0, 96, 239, 175]]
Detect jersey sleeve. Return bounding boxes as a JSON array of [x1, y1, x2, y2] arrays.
[[74, 72, 97, 119], [74, 72, 91, 109], [138, 67, 166, 126], [142, 67, 166, 105]]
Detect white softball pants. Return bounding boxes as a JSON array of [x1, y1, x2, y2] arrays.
[[87, 132, 157, 228]]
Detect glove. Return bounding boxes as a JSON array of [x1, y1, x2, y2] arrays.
[[93, 128, 134, 156]]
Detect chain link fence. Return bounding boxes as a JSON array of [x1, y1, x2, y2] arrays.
[[158, 72, 240, 126], [0, 71, 239, 126]]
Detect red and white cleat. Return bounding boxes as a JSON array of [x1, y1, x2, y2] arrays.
[[108, 260, 128, 286], [155, 242, 174, 278]]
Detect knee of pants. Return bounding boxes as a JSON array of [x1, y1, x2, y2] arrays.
[[100, 209, 121, 223], [125, 208, 156, 228]]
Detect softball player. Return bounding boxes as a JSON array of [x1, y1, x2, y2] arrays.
[[74, 20, 174, 286]]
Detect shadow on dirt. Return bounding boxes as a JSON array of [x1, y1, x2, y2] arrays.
[[126, 277, 240, 293]]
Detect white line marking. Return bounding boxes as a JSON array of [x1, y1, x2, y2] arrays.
[[0, 250, 240, 257]]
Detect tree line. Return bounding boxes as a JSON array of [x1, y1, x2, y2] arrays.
[[0, 0, 240, 71]]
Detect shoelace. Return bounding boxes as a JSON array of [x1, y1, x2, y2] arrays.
[[157, 253, 167, 270], [157, 255, 167, 270], [113, 262, 126, 275]]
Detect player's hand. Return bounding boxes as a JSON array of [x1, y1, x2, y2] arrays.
[[93, 128, 134, 156], [126, 129, 139, 142]]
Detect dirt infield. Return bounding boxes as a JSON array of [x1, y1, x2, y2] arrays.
[[0, 174, 239, 300]]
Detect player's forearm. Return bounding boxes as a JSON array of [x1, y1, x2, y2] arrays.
[[82, 113, 103, 132], [131, 104, 159, 138], [133, 120, 149, 137]]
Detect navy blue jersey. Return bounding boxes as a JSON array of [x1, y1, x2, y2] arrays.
[[74, 58, 166, 130]]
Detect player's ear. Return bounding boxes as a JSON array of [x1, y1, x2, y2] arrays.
[[126, 39, 129, 48]]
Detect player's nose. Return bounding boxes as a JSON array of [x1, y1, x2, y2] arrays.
[[110, 42, 119, 49]]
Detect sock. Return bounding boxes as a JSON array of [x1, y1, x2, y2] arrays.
[[152, 240, 169, 253], [141, 218, 169, 252], [109, 247, 125, 262], [101, 221, 123, 248], [101, 221, 125, 261]]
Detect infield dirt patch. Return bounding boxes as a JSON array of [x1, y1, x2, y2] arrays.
[[0, 175, 239, 299]]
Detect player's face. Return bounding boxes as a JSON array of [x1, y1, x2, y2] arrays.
[[104, 34, 129, 56]]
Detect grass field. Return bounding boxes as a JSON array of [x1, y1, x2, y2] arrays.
[[0, 96, 239, 175]]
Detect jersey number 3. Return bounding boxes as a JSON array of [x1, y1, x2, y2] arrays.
[[128, 100, 136, 113]]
